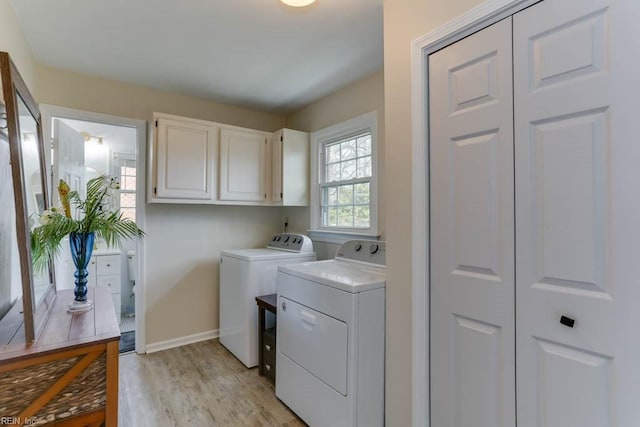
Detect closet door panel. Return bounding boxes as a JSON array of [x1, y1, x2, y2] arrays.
[[429, 17, 515, 427], [515, 0, 640, 425]]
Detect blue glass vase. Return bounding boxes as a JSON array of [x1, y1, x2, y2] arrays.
[[68, 231, 95, 312]]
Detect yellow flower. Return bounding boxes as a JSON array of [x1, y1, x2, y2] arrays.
[[58, 179, 71, 218]]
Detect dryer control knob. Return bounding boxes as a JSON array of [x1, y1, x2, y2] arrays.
[[369, 244, 379, 254], [284, 236, 290, 242], [354, 243, 362, 252]]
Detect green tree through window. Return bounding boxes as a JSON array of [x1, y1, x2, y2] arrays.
[[321, 133, 372, 228]]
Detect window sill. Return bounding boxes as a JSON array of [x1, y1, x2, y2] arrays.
[[307, 229, 381, 245]]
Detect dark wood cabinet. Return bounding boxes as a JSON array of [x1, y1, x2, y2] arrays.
[[256, 294, 277, 385]]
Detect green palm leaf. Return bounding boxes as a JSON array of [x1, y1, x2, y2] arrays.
[[30, 175, 145, 273]]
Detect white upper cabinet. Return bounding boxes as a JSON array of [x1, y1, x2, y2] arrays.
[[151, 113, 217, 203], [150, 113, 309, 206], [272, 129, 309, 206], [218, 125, 270, 203]]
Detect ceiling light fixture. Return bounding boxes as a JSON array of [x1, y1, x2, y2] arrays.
[[80, 131, 103, 145], [280, 0, 316, 7]]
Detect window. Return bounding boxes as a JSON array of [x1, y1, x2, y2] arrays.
[[311, 112, 378, 235], [321, 133, 372, 228], [114, 155, 136, 222]]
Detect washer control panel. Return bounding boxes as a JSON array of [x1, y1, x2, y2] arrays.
[[336, 240, 386, 266], [267, 233, 314, 252]]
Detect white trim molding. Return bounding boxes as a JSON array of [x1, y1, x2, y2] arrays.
[[145, 329, 219, 354], [410, 1, 540, 426], [307, 229, 381, 245], [310, 111, 379, 236], [39, 104, 148, 354]]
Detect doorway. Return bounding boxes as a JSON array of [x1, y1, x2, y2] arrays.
[[41, 105, 147, 354]]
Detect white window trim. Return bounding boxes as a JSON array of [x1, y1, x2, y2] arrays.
[[40, 104, 148, 355], [310, 111, 379, 239], [112, 152, 136, 216]]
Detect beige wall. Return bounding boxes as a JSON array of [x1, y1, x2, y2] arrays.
[[285, 70, 384, 135], [383, 0, 483, 424], [284, 70, 385, 254], [142, 204, 286, 344], [36, 66, 284, 131], [0, 0, 36, 91], [35, 64, 287, 346]]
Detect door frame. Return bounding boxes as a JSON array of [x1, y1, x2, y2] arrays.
[[410, 1, 540, 425], [41, 104, 148, 354]]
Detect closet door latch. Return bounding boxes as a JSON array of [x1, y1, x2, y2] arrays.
[[560, 315, 575, 328]]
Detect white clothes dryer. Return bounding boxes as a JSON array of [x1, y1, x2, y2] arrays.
[[276, 240, 386, 427], [219, 233, 315, 368]]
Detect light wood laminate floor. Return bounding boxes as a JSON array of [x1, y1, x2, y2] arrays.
[[118, 339, 305, 426]]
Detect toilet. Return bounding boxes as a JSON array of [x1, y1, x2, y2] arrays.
[[127, 250, 137, 295]]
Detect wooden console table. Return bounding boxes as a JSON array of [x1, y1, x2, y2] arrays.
[[256, 294, 277, 385], [0, 287, 120, 426]]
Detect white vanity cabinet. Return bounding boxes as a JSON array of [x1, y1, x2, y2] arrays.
[[150, 113, 217, 203], [88, 253, 122, 324], [218, 125, 271, 203], [271, 128, 309, 206], [59, 250, 122, 324]]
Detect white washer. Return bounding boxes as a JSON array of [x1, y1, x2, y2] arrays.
[[219, 233, 315, 368], [276, 240, 386, 427]]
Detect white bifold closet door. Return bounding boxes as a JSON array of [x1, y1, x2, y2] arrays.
[[514, 0, 640, 425], [429, 17, 515, 427], [430, 0, 640, 425]]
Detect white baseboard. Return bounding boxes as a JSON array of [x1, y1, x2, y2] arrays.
[[145, 329, 219, 354]]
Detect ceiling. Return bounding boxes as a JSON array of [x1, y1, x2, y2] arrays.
[[60, 118, 136, 155], [11, 0, 384, 114]]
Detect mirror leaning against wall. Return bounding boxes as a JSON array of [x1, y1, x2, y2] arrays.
[[0, 51, 56, 344]]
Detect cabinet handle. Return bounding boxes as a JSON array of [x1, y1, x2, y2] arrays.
[[265, 364, 271, 371], [265, 344, 271, 351]]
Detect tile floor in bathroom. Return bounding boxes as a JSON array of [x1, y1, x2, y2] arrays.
[[120, 314, 135, 333]]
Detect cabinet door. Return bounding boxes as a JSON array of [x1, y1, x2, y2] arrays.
[[155, 117, 216, 200], [111, 293, 121, 324], [281, 129, 309, 206], [429, 17, 515, 427], [272, 128, 310, 205], [87, 256, 97, 288], [271, 130, 283, 203], [96, 255, 120, 276], [97, 275, 121, 295], [219, 127, 268, 202], [514, 0, 640, 425]]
